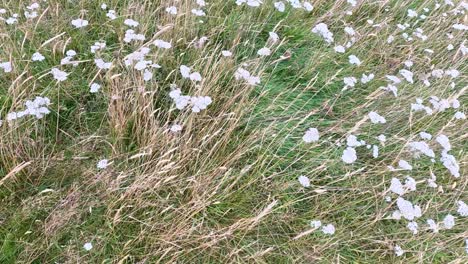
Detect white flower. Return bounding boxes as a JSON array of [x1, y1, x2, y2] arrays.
[[124, 18, 139, 27], [427, 173, 437, 188], [346, 135, 364, 147], [394, 245, 404, 256], [399, 69, 414, 83], [106, 10, 117, 20], [436, 135, 451, 151], [334, 45, 345, 53], [221, 50, 232, 57], [311, 23, 334, 44], [90, 83, 101, 93], [348, 55, 361, 65], [310, 220, 321, 228], [298, 175, 310, 188], [191, 9, 206, 16], [427, 219, 439, 233], [440, 152, 459, 178], [189, 72, 202, 82], [274, 2, 285, 12], [389, 178, 404, 196], [398, 160, 412, 170], [408, 141, 435, 158], [180, 65, 191, 78], [143, 69, 153, 81], [321, 224, 335, 235], [101, 3, 107, 10], [377, 134, 386, 143], [51, 68, 68, 82], [396, 197, 421, 221], [257, 47, 271, 56], [235, 67, 260, 86], [303, 2, 313, 11], [90, 42, 106, 53], [372, 145, 379, 158], [268, 32, 279, 43], [419, 132, 432, 140], [170, 124, 183, 133], [368, 111, 386, 124], [407, 221, 418, 234], [166, 6, 177, 15], [302, 128, 319, 143], [83, 242, 93, 251], [154, 39, 172, 49], [97, 159, 109, 169], [342, 147, 357, 164], [407, 9, 418, 17], [196, 0, 206, 7], [343, 77, 357, 89], [190, 96, 212, 112], [94, 59, 112, 70], [443, 214, 455, 229], [71, 18, 88, 28], [31, 52, 45, 61], [0, 62, 12, 73], [457, 201, 468, 217], [360, 73, 374, 84], [344, 26, 355, 36]]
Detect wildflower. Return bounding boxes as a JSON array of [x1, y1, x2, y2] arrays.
[[408, 141, 435, 158], [190, 96, 212, 112], [372, 145, 379, 158], [83, 242, 93, 251], [143, 69, 153, 81], [170, 124, 182, 133], [0, 61, 12, 73], [443, 214, 455, 229], [348, 55, 361, 65], [302, 128, 319, 143], [398, 160, 412, 170], [342, 147, 357, 164], [303, 2, 313, 11], [436, 135, 451, 151], [189, 72, 202, 82], [368, 111, 386, 124], [343, 76, 357, 89], [94, 58, 112, 70], [334, 45, 345, 53], [399, 69, 414, 83], [106, 10, 117, 20], [90, 42, 106, 53], [257, 47, 271, 56], [407, 221, 418, 234], [124, 18, 139, 27], [235, 67, 260, 86], [71, 18, 88, 28], [268, 32, 280, 43], [310, 220, 321, 228], [154, 39, 172, 49], [166, 6, 177, 15], [419, 132, 432, 140], [360, 73, 374, 84], [90, 83, 101, 93], [191, 9, 206, 16], [321, 224, 335, 235], [427, 219, 439, 233], [221, 50, 232, 57], [97, 159, 109, 169], [377, 134, 386, 143], [101, 3, 107, 10], [427, 173, 437, 188], [390, 178, 405, 196], [274, 2, 285, 12], [396, 197, 422, 220], [31, 52, 45, 61], [394, 245, 404, 256], [298, 175, 310, 187], [457, 201, 467, 217], [51, 68, 68, 82], [440, 152, 460, 178], [311, 23, 334, 44], [346, 135, 364, 147]]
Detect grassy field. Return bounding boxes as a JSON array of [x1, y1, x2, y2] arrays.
[[0, 0, 467, 263]]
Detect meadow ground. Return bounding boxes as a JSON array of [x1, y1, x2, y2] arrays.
[[0, 0, 467, 263]]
